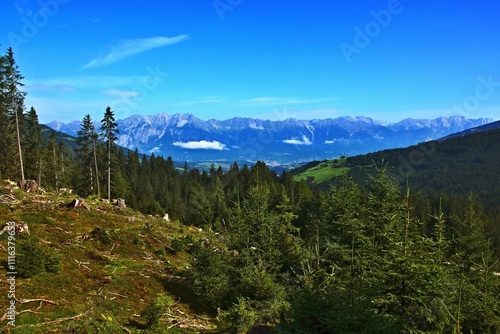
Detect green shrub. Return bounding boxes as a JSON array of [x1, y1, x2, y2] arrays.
[[218, 297, 258, 334], [141, 292, 175, 328], [170, 234, 195, 252], [15, 237, 62, 278], [91, 227, 121, 245]]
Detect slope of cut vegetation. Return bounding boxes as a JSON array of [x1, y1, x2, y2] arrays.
[[0, 182, 217, 333]]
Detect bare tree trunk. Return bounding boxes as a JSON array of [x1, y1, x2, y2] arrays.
[[37, 158, 42, 188], [92, 137, 100, 198], [13, 100, 24, 181], [60, 150, 65, 189], [53, 144, 59, 191], [107, 143, 111, 200], [89, 165, 93, 194]]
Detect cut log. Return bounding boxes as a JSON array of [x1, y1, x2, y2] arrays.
[[58, 198, 91, 211]]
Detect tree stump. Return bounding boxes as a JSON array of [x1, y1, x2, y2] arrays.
[[18, 179, 38, 192], [115, 198, 126, 208], [0, 221, 30, 236]]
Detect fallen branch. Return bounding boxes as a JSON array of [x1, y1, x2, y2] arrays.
[[0, 309, 41, 321], [194, 314, 212, 321], [108, 242, 115, 254], [151, 235, 176, 252], [167, 318, 189, 330], [0, 308, 92, 331], [108, 292, 127, 298], [55, 226, 70, 234], [17, 298, 58, 306], [74, 259, 91, 271]]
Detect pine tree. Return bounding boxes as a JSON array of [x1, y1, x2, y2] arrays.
[[0, 49, 8, 180], [285, 175, 395, 334], [24, 106, 42, 183], [0, 47, 26, 181], [370, 178, 452, 332], [450, 195, 500, 333], [124, 149, 140, 208], [75, 114, 100, 197], [44, 131, 59, 190], [100, 106, 119, 200]]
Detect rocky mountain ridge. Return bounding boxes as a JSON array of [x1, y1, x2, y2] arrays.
[[46, 113, 494, 165]]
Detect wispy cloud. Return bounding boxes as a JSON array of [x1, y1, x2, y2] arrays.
[[25, 75, 143, 90], [83, 35, 189, 69], [103, 89, 141, 99], [173, 140, 227, 150], [246, 97, 291, 103]]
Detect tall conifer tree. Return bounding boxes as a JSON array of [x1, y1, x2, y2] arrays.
[[76, 114, 100, 197], [24, 106, 42, 182], [0, 48, 26, 181], [101, 106, 119, 200]]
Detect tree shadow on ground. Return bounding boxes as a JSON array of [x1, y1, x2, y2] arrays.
[[156, 273, 217, 317]]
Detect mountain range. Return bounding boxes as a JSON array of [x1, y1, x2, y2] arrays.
[[46, 113, 494, 166]]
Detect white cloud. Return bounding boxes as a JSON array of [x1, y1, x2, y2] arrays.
[[103, 89, 141, 99], [148, 147, 161, 154], [173, 140, 227, 150], [83, 35, 189, 69], [283, 135, 313, 145], [246, 97, 291, 103]]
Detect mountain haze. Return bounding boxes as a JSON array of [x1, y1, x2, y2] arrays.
[[46, 113, 493, 165]]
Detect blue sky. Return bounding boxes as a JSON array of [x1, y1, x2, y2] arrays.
[[1, 0, 500, 124]]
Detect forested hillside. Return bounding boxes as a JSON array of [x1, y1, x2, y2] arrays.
[[347, 127, 500, 216], [2, 47, 500, 333]]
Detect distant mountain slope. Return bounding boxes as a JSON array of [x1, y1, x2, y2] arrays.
[[40, 125, 140, 161], [41, 124, 78, 150], [46, 113, 493, 165], [292, 126, 500, 214], [344, 128, 500, 213], [440, 120, 500, 140]]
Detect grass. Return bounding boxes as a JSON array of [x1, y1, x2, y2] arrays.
[[0, 183, 217, 333], [293, 158, 349, 183]]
